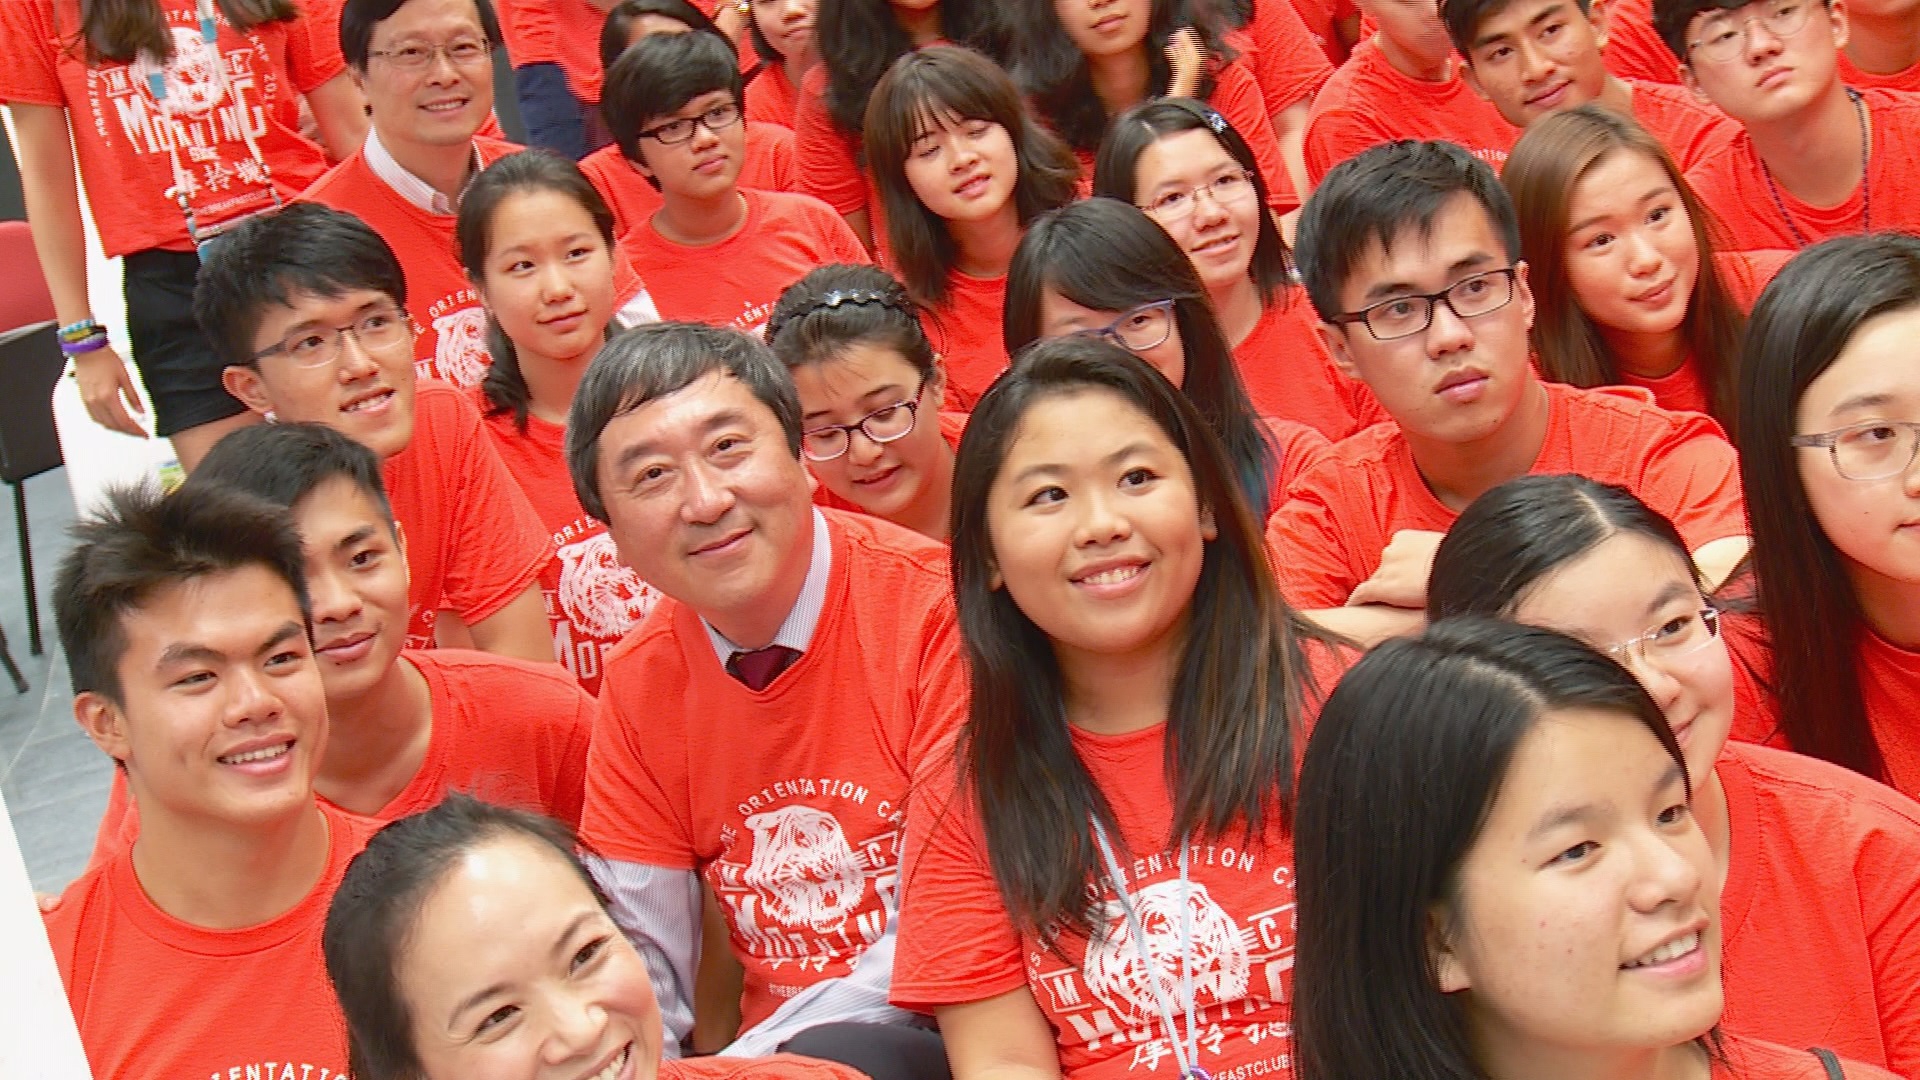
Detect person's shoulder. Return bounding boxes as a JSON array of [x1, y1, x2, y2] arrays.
[[295, 149, 374, 206], [754, 188, 848, 228], [832, 507, 951, 578], [1553, 380, 1724, 438], [600, 595, 693, 674], [1716, 1033, 1903, 1080], [40, 858, 113, 947], [1321, 418, 1405, 468], [474, 135, 527, 162], [1860, 86, 1920, 116], [1629, 77, 1716, 112], [578, 143, 627, 180], [408, 647, 591, 710], [1724, 739, 1920, 832], [664, 1053, 868, 1080]]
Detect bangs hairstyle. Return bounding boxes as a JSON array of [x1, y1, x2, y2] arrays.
[[458, 149, 619, 433], [1505, 107, 1746, 432], [193, 202, 408, 368], [566, 322, 802, 522], [1004, 198, 1278, 517], [1439, 0, 1595, 55], [340, 0, 503, 70], [817, 0, 1005, 135], [1092, 98, 1293, 306], [1428, 474, 1699, 622], [766, 263, 938, 376], [1005, 0, 1230, 151], [597, 0, 730, 71], [864, 45, 1080, 307], [1736, 232, 1920, 783], [189, 421, 397, 531], [70, 0, 296, 64], [1651, 0, 1823, 58], [603, 29, 745, 167], [1297, 139, 1520, 323], [324, 795, 611, 1080], [1294, 616, 1692, 1080], [54, 481, 311, 706], [945, 334, 1326, 945]]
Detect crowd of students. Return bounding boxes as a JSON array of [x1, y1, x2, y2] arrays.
[[8, 0, 1920, 1077]]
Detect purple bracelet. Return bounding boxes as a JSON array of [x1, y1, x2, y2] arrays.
[[59, 332, 109, 356]]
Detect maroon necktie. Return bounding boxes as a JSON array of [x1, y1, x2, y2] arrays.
[[726, 645, 800, 691]]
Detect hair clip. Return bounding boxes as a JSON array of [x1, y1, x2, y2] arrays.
[[1202, 107, 1229, 135], [811, 288, 893, 314]]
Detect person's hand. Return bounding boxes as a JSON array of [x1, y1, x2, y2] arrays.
[[72, 346, 149, 438], [1346, 529, 1445, 610], [1164, 26, 1206, 98], [36, 892, 60, 914]]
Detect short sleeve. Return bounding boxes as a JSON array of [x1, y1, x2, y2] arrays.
[[824, 204, 874, 266], [794, 67, 868, 216], [437, 393, 555, 623], [286, 0, 347, 94], [1247, 0, 1334, 114], [1636, 415, 1748, 550], [1303, 105, 1382, 187], [1265, 475, 1368, 609], [908, 600, 967, 786], [581, 659, 701, 868], [0, 0, 67, 107], [890, 771, 1030, 1012], [1209, 62, 1294, 213]]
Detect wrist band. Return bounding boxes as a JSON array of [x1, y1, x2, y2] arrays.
[[60, 331, 109, 356], [59, 318, 104, 343]]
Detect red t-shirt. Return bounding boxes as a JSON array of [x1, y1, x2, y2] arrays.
[[477, 399, 666, 694], [1601, 0, 1682, 85], [1234, 0, 1335, 118], [46, 803, 376, 1080], [626, 189, 869, 335], [1265, 416, 1333, 506], [1612, 250, 1790, 416], [1714, 1036, 1902, 1080], [668, 1055, 870, 1080], [1303, 37, 1518, 185], [921, 270, 1010, 411], [1264, 381, 1748, 609], [747, 63, 801, 128], [384, 381, 553, 649], [579, 509, 967, 1032], [1629, 79, 1736, 171], [1839, 51, 1920, 94], [1685, 89, 1920, 252], [1233, 290, 1389, 441], [578, 122, 799, 242], [1209, 59, 1300, 213], [1289, 0, 1359, 65], [0, 0, 342, 258], [499, 0, 606, 102], [794, 63, 881, 220], [1715, 741, 1920, 1076]]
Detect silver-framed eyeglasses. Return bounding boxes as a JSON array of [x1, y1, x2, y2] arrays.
[[640, 102, 744, 145], [1603, 607, 1722, 668], [368, 36, 493, 71], [801, 380, 926, 462], [1791, 419, 1920, 481], [1330, 267, 1519, 342], [250, 305, 416, 369], [1137, 170, 1258, 222], [1686, 0, 1810, 62], [1069, 299, 1177, 354]]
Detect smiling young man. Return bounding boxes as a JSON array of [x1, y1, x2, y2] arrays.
[[1444, 0, 1736, 167], [196, 202, 556, 663], [601, 32, 867, 336], [1661, 0, 1920, 249], [566, 323, 964, 1078], [43, 481, 378, 1080], [1270, 139, 1750, 644]]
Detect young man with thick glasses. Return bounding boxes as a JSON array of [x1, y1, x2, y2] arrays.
[[199, 203, 557, 664], [1266, 139, 1750, 644], [602, 31, 868, 337], [1659, 0, 1920, 249]]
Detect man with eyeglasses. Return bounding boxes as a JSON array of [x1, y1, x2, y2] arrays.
[[602, 32, 867, 336], [1657, 0, 1920, 250], [300, 0, 658, 388], [564, 323, 965, 1075], [198, 203, 558, 665], [1266, 139, 1750, 645]]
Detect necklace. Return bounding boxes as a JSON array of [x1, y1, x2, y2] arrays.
[[1091, 819, 1211, 1080], [1760, 87, 1870, 249]]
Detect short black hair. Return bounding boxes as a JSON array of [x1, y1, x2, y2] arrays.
[[54, 482, 310, 707], [602, 30, 744, 171], [189, 422, 397, 534], [194, 202, 408, 368], [596, 0, 730, 72], [567, 322, 802, 522], [1651, 0, 1823, 58], [340, 0, 504, 71], [1295, 139, 1522, 322], [1441, 0, 1593, 56]]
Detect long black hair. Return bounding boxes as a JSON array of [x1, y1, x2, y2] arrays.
[[75, 0, 297, 64], [816, 0, 1003, 135], [1092, 97, 1292, 307], [1005, 197, 1278, 517], [1294, 617, 1692, 1080], [596, 0, 733, 71], [457, 149, 619, 433], [947, 334, 1325, 944], [1006, 0, 1228, 152], [1734, 233, 1920, 782]]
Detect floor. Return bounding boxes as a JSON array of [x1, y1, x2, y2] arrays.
[[0, 469, 108, 895]]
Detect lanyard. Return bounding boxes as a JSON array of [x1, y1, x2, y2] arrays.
[[144, 0, 281, 251], [1090, 819, 1210, 1080]]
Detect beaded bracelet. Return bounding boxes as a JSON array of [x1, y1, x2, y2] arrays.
[[58, 318, 104, 344]]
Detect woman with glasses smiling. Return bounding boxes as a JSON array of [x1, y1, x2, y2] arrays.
[[768, 264, 963, 541], [1005, 197, 1331, 521], [1424, 473, 1920, 1077]]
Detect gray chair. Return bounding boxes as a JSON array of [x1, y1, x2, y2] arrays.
[[0, 219, 66, 691]]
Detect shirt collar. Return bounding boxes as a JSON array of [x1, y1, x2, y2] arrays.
[[362, 127, 482, 216], [703, 508, 833, 663]]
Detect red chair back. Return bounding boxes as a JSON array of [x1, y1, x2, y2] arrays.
[[0, 220, 57, 333]]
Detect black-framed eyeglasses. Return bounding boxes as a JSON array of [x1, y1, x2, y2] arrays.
[[1330, 267, 1519, 342], [1137, 170, 1258, 222], [1686, 0, 1810, 62], [1792, 419, 1920, 481], [368, 37, 493, 71], [1068, 299, 1177, 354], [801, 380, 926, 461], [640, 102, 744, 145], [250, 305, 416, 369]]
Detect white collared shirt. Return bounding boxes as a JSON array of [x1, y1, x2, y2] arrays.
[[701, 508, 832, 664], [361, 127, 483, 216]]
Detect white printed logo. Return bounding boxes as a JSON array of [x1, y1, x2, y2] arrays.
[[742, 806, 868, 931], [133, 27, 228, 118], [1082, 881, 1251, 1023], [432, 308, 491, 387], [556, 533, 655, 640]]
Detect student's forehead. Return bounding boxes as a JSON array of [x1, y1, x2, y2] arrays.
[[293, 478, 392, 537], [119, 569, 303, 657], [607, 370, 778, 446], [1478, 0, 1577, 33], [660, 88, 736, 118], [1344, 196, 1505, 293], [375, 0, 486, 38]]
